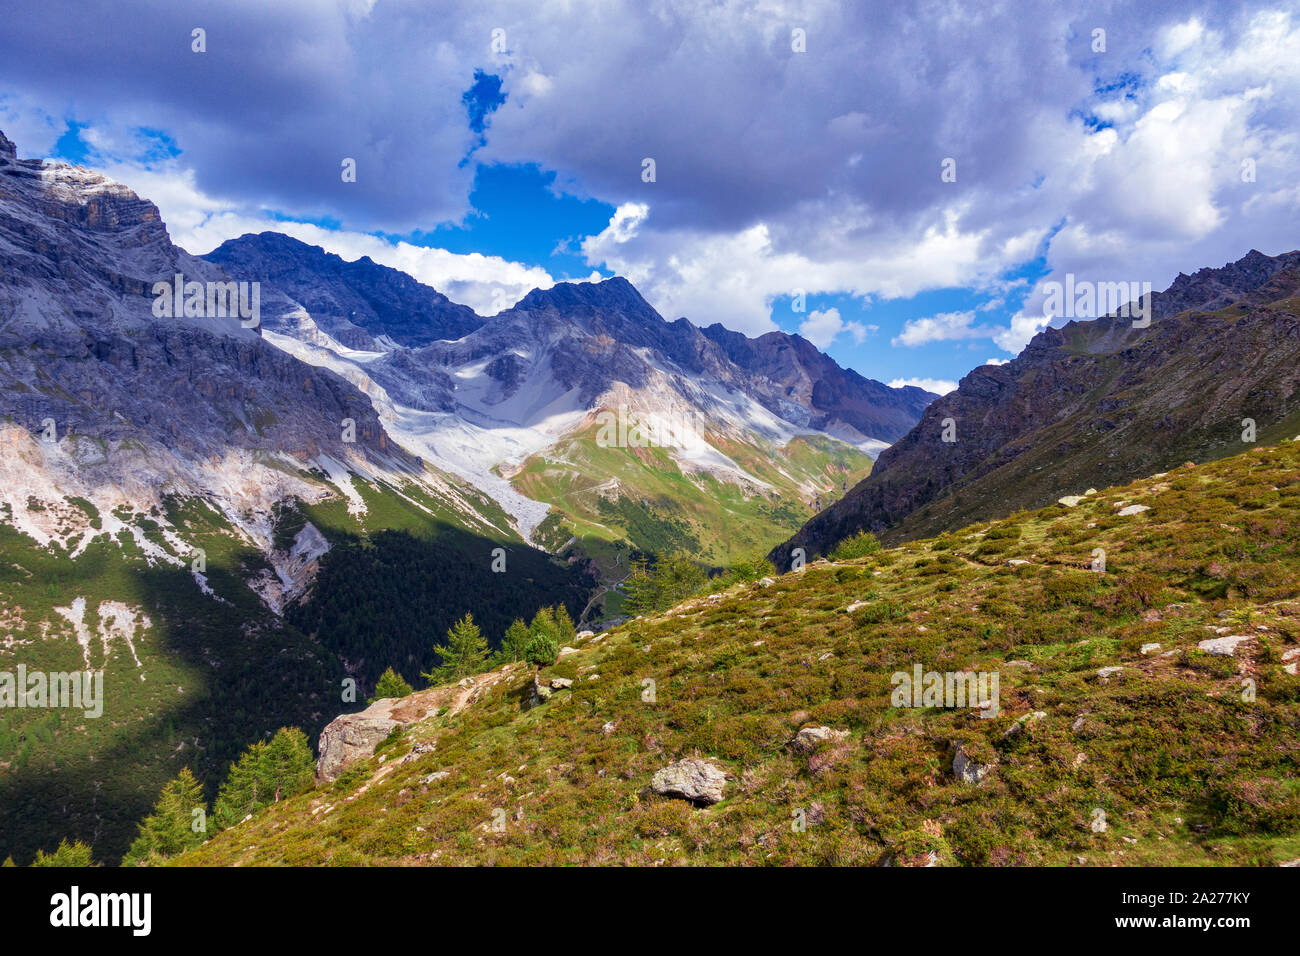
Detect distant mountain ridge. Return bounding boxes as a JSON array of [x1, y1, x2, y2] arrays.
[[209, 234, 933, 443], [773, 247, 1300, 563], [699, 322, 934, 442], [204, 232, 937, 558]]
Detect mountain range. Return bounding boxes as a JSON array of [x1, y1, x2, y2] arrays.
[[203, 231, 934, 562]]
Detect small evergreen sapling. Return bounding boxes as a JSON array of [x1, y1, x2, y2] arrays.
[[424, 613, 490, 684], [121, 768, 208, 866], [499, 618, 530, 663], [31, 838, 95, 867], [370, 667, 414, 703]]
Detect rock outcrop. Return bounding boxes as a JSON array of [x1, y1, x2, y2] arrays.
[[790, 725, 849, 754], [317, 668, 513, 781], [952, 744, 994, 785], [650, 759, 728, 806], [316, 703, 405, 783]]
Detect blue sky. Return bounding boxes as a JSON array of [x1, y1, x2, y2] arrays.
[[394, 163, 616, 281], [5, 0, 1299, 394]]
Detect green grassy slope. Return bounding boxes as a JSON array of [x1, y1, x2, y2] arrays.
[[514, 428, 871, 564], [174, 440, 1300, 866]]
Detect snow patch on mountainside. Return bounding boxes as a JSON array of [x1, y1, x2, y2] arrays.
[[383, 406, 555, 540], [265, 327, 568, 540], [820, 420, 891, 457], [52, 597, 150, 673]]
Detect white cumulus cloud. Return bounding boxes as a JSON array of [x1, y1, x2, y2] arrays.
[[888, 377, 959, 395], [797, 307, 870, 348], [892, 310, 992, 347]]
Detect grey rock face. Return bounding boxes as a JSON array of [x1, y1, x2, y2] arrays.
[[650, 759, 728, 805], [205, 232, 484, 348], [316, 706, 404, 782], [699, 322, 936, 442], [0, 129, 411, 473]]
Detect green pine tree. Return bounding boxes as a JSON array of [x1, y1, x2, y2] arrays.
[[31, 838, 95, 867], [528, 606, 557, 642], [369, 667, 414, 703], [554, 603, 577, 644], [260, 727, 315, 802], [423, 613, 490, 684], [212, 741, 268, 830], [498, 618, 530, 663], [624, 552, 706, 614], [524, 607, 560, 667], [622, 556, 656, 615], [121, 767, 208, 866], [213, 728, 315, 830]]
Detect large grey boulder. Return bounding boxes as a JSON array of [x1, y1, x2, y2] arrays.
[[316, 707, 402, 782], [650, 759, 727, 806], [316, 689, 450, 781]]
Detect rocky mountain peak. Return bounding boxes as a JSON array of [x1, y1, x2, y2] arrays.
[[205, 231, 483, 348], [0, 127, 415, 534], [513, 276, 659, 323], [0, 131, 167, 244], [1151, 246, 1300, 319]]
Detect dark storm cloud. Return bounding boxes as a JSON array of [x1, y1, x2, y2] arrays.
[[0, 0, 1263, 237], [1, 0, 1295, 343]]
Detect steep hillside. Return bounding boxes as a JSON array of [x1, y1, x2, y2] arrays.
[[174, 439, 1300, 867], [775, 249, 1300, 563], [518, 428, 869, 565]]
